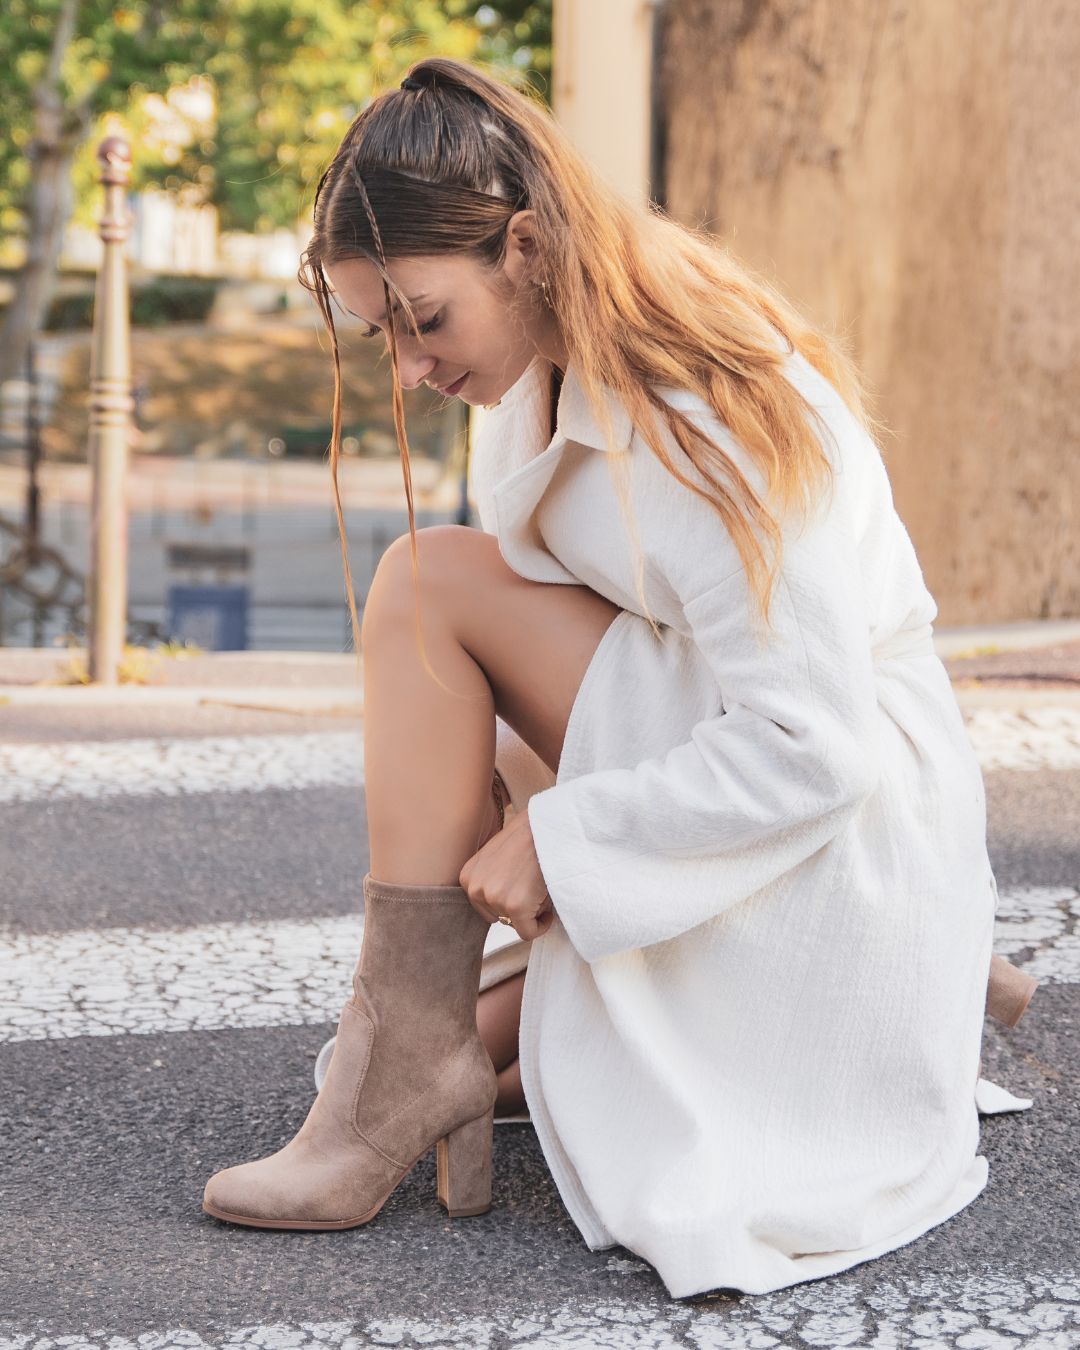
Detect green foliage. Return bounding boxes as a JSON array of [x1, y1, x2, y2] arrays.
[[465, 0, 552, 90], [1, 0, 553, 241], [0, 0, 223, 238], [130, 276, 220, 325], [31, 276, 221, 330]]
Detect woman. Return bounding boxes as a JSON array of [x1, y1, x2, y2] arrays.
[[202, 56, 1037, 1299]]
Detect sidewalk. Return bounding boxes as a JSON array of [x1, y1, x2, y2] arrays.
[[0, 647, 365, 714], [933, 618, 1080, 707], [0, 618, 1078, 713]]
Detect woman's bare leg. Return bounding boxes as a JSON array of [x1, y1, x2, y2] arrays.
[[494, 1056, 525, 1115], [361, 523, 622, 1100], [477, 969, 527, 1114], [361, 524, 622, 886]]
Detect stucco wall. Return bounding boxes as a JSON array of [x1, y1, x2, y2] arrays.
[[658, 0, 1078, 623], [553, 0, 656, 207]]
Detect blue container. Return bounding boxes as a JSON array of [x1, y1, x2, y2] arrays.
[[166, 584, 249, 651]]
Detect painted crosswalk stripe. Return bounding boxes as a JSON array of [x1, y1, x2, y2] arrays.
[[0, 732, 363, 804], [0, 707, 1077, 807], [1, 884, 1074, 1046], [965, 706, 1080, 771], [0, 912, 364, 1043], [0, 1268, 1076, 1348]]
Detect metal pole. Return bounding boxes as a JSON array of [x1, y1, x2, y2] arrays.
[[87, 135, 134, 684], [25, 336, 42, 555]]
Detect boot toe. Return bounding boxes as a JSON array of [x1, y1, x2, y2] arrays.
[[202, 1152, 368, 1227], [203, 1158, 297, 1225], [203, 1161, 259, 1222]]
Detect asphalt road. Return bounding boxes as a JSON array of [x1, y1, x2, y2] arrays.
[[1, 700, 1077, 1349]]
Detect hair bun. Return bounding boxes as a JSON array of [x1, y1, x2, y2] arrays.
[[400, 72, 433, 92]]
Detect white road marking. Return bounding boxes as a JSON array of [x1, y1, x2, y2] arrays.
[[0, 913, 363, 1043], [963, 706, 1080, 771], [0, 1269, 1076, 1348], [0, 732, 363, 805], [0, 707, 1077, 808], [991, 884, 1080, 983], [1, 886, 1074, 1046]]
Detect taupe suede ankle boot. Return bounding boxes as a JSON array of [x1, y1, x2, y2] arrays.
[[986, 953, 1039, 1028], [202, 871, 498, 1229]]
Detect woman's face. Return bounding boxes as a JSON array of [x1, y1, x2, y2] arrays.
[[323, 214, 565, 407]]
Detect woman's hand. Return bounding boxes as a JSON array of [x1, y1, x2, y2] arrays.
[[459, 805, 555, 941]]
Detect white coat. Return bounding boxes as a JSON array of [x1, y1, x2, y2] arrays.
[[469, 345, 1029, 1300]]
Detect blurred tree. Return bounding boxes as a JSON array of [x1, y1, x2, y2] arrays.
[[0, 0, 221, 384], [197, 0, 552, 232], [0, 0, 552, 385]]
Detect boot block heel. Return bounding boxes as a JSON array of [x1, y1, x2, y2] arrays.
[[435, 1106, 494, 1217], [986, 953, 1039, 1028]]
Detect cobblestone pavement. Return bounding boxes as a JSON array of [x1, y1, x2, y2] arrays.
[[1, 705, 1077, 1348]]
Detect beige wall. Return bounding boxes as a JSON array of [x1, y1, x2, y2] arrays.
[[657, 0, 1078, 624], [553, 0, 657, 208]]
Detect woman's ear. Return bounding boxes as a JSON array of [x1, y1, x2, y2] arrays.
[[501, 210, 540, 288]]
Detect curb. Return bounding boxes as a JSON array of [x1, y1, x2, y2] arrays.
[[0, 634, 1077, 714], [1, 681, 1077, 715], [0, 685, 363, 713], [950, 686, 1080, 711], [933, 619, 1080, 658]]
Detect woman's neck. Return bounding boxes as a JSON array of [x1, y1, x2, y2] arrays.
[[533, 311, 569, 376]]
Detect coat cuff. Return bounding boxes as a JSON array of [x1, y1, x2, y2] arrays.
[[526, 779, 643, 964]]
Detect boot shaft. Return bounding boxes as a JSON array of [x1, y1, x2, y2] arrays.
[[354, 872, 491, 1041]]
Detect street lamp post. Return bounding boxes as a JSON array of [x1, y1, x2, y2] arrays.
[[86, 135, 134, 683]]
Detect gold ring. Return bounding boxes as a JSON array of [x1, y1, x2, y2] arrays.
[[497, 915, 514, 926]]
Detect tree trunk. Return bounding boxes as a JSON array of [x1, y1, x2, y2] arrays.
[[0, 0, 89, 389], [657, 0, 1080, 625]]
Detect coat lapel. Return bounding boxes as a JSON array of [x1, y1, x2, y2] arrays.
[[488, 358, 633, 585]]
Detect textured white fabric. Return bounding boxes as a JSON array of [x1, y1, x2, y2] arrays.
[[471, 348, 1028, 1300]]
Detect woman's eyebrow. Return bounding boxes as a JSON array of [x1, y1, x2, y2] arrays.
[[353, 293, 430, 327]]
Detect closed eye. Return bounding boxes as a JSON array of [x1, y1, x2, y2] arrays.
[[362, 313, 442, 340]]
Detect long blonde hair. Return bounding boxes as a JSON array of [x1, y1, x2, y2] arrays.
[[298, 56, 877, 693]]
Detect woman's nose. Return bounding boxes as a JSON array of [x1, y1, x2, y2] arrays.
[[396, 345, 437, 390]]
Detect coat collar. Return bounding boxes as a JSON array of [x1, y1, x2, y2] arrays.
[[492, 354, 634, 456], [555, 359, 635, 455]]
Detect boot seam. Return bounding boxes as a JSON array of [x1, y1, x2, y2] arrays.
[[351, 1125, 412, 1171], [345, 998, 376, 1130], [352, 1036, 491, 1162]]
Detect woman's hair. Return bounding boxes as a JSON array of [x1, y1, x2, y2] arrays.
[[298, 55, 878, 693]]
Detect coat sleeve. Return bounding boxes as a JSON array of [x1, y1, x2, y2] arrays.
[[524, 389, 882, 964]]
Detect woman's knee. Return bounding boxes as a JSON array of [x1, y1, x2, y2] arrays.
[[362, 524, 499, 643]]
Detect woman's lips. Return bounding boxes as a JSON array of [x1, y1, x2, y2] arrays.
[[439, 372, 469, 396]]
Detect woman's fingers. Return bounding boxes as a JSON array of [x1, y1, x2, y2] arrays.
[[459, 809, 554, 940], [468, 898, 500, 926], [468, 890, 553, 941], [507, 893, 554, 941]]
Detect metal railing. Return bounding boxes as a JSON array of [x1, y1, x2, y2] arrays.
[[0, 514, 163, 649]]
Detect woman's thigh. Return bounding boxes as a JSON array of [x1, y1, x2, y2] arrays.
[[477, 968, 526, 1071], [371, 523, 624, 776]]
